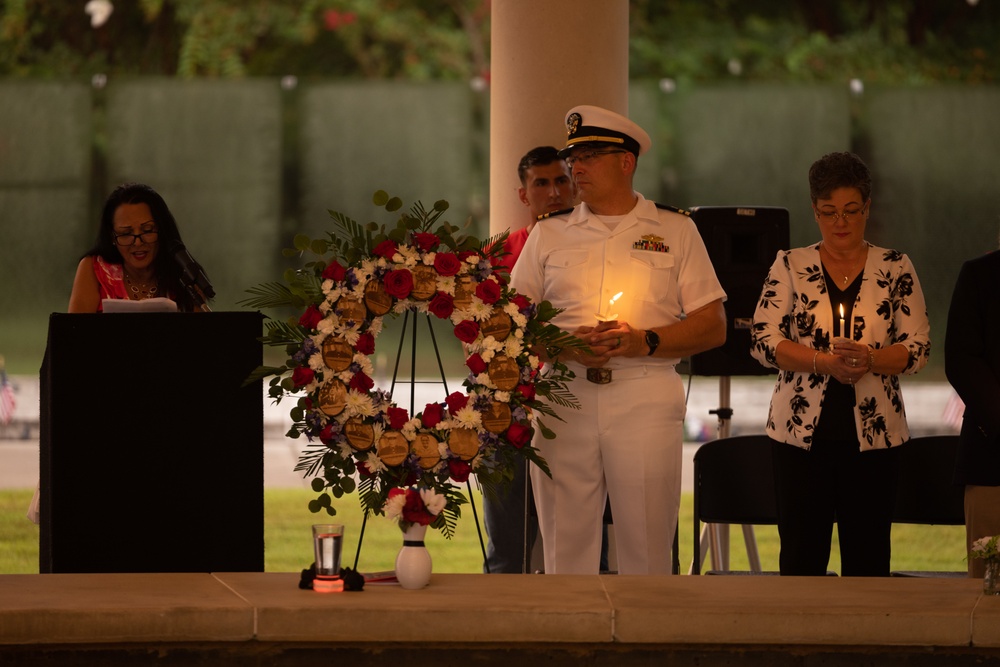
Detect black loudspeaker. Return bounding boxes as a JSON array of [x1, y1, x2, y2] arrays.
[[688, 206, 790, 377]]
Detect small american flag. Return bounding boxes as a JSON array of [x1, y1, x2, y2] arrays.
[[0, 368, 15, 426], [941, 391, 965, 432]]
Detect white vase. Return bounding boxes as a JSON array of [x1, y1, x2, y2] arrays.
[[395, 523, 432, 589]]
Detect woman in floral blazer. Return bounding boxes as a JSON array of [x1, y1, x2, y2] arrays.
[[750, 152, 931, 577]]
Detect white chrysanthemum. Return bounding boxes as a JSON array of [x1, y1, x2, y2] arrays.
[[360, 258, 379, 278], [469, 299, 492, 321], [474, 372, 494, 389], [503, 302, 519, 317], [398, 246, 419, 267], [505, 339, 524, 358], [422, 252, 436, 265], [322, 278, 335, 293], [512, 313, 527, 329], [479, 348, 495, 363], [485, 337, 505, 353], [393, 299, 414, 314], [420, 488, 447, 516], [438, 276, 456, 295], [514, 328, 524, 339], [365, 452, 387, 474], [345, 390, 376, 417], [493, 390, 511, 403], [353, 353, 373, 376], [368, 317, 384, 337], [529, 355, 540, 370], [308, 352, 326, 373], [465, 254, 479, 265], [454, 405, 482, 429], [383, 492, 406, 520], [316, 317, 337, 337], [339, 327, 361, 346], [401, 418, 421, 440]]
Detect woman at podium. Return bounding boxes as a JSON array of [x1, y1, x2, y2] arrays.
[[750, 152, 931, 577], [67, 182, 207, 313]]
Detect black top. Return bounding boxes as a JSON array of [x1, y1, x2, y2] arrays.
[[814, 267, 864, 443]]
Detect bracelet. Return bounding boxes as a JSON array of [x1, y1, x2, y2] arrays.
[[812, 350, 819, 375], [867, 346, 875, 371]]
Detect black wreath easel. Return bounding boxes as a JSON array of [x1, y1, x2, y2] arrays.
[[351, 310, 490, 571]]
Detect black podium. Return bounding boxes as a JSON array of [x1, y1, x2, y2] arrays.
[[39, 312, 265, 573]]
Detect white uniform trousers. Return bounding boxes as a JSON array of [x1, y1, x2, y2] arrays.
[[530, 363, 684, 574]]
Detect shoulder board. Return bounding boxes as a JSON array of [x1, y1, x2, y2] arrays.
[[536, 206, 575, 221], [654, 202, 691, 217]]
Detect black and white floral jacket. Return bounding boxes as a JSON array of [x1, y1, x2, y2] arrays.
[[750, 243, 931, 451]]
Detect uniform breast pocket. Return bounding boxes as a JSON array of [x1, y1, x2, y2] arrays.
[[544, 249, 591, 301], [629, 251, 675, 303]]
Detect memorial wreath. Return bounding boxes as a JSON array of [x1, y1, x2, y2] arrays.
[[243, 191, 581, 538]]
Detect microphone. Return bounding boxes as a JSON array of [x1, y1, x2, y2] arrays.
[[167, 240, 215, 304]]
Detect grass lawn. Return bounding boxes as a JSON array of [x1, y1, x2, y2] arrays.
[[0, 488, 969, 575]]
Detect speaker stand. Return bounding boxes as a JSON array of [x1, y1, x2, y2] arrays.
[[695, 376, 763, 573]]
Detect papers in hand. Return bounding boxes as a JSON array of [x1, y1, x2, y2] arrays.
[[102, 297, 178, 313]]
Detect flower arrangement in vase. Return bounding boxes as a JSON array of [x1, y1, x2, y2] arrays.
[[384, 486, 445, 589], [970, 535, 1000, 595]]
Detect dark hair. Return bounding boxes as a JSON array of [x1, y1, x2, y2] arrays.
[[86, 182, 197, 311], [808, 152, 873, 203], [517, 146, 565, 185]]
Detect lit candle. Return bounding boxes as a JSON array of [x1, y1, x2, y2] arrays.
[[839, 304, 845, 337], [596, 291, 623, 322]]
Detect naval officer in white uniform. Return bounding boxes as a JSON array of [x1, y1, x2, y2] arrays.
[[510, 105, 727, 574]]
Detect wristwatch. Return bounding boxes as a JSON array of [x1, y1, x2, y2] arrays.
[[644, 329, 660, 356]]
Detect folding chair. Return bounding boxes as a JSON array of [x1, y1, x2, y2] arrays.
[[691, 435, 779, 575], [890, 435, 967, 578]]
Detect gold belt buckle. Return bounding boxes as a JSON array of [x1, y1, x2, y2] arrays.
[[586, 368, 612, 384]]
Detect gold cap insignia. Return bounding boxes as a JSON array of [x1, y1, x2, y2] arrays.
[[641, 234, 664, 243], [566, 112, 581, 137]]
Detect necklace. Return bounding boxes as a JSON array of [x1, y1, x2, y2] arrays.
[[124, 272, 159, 300], [820, 242, 867, 286]]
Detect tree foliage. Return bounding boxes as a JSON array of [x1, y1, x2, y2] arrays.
[[0, 0, 996, 82]]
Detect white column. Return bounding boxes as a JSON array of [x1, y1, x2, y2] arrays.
[[489, 0, 629, 235]]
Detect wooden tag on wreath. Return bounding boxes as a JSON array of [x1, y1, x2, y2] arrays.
[[410, 265, 438, 301], [344, 417, 375, 451], [377, 430, 409, 467], [448, 427, 480, 461], [317, 380, 348, 417], [487, 354, 520, 391], [482, 401, 512, 434], [411, 433, 441, 469], [363, 280, 393, 316], [481, 308, 513, 342], [321, 337, 354, 372], [337, 296, 368, 323], [453, 275, 477, 311]]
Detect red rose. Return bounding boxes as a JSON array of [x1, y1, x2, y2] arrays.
[[475, 278, 501, 304], [350, 371, 374, 392], [292, 366, 314, 388], [383, 268, 413, 299], [373, 239, 398, 260], [355, 332, 375, 355], [516, 383, 535, 401], [422, 402, 444, 428], [357, 461, 375, 478], [387, 406, 409, 430], [448, 459, 471, 483], [402, 489, 436, 526], [511, 294, 531, 311], [445, 391, 469, 415], [453, 320, 480, 344], [322, 260, 346, 281], [427, 292, 455, 319], [319, 422, 339, 444], [506, 422, 534, 449], [412, 232, 440, 253], [433, 252, 461, 277], [466, 353, 487, 375], [299, 304, 322, 330]]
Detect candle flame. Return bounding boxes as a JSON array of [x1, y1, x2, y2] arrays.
[[839, 303, 844, 318], [609, 292, 623, 308]]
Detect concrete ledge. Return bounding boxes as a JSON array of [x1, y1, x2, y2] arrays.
[[2, 573, 1000, 665]]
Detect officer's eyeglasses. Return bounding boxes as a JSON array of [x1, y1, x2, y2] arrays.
[[113, 230, 159, 246], [565, 149, 626, 168], [815, 205, 866, 223]]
